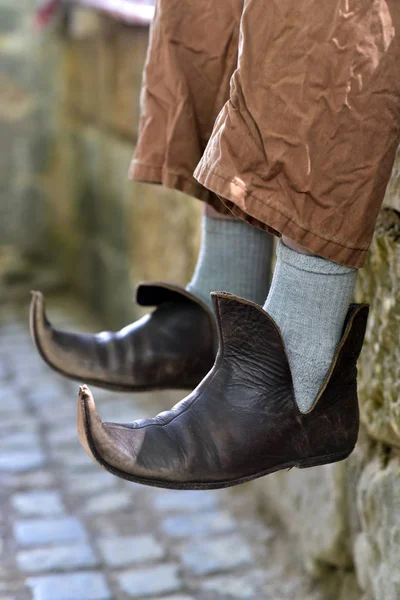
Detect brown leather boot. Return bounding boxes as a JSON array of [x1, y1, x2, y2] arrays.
[[77, 292, 369, 490], [30, 282, 216, 392]]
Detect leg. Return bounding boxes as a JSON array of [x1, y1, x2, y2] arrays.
[[130, 0, 273, 311], [195, 0, 400, 409], [195, 0, 400, 267], [75, 0, 400, 489], [30, 0, 273, 390], [186, 203, 272, 310], [129, 0, 243, 215]]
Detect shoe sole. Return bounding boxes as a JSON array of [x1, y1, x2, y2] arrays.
[[92, 449, 352, 490]]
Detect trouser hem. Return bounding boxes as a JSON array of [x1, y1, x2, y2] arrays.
[[194, 165, 367, 268]]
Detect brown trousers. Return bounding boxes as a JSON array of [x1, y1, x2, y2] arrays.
[[129, 0, 400, 267]]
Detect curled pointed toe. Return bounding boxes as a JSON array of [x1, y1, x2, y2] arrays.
[[76, 292, 369, 490], [30, 282, 216, 392], [77, 384, 138, 471]]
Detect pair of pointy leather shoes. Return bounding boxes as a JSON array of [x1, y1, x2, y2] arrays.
[[30, 282, 369, 490]]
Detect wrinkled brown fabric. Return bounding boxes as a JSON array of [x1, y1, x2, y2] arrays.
[[130, 0, 400, 267]]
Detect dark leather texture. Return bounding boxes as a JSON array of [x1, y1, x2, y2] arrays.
[[30, 282, 216, 392], [77, 292, 369, 490]]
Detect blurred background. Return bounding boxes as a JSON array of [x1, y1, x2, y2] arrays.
[[0, 1, 399, 599], [1, 0, 202, 324]]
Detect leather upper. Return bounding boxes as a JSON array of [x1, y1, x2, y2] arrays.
[[30, 282, 216, 391], [77, 292, 369, 489]]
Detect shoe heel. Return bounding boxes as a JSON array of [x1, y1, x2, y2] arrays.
[[297, 449, 353, 469]]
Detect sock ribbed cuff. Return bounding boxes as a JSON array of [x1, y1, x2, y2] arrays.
[[278, 241, 356, 275], [187, 215, 273, 311]]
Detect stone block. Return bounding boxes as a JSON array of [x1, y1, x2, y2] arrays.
[[82, 491, 133, 516], [14, 517, 87, 547], [0, 414, 38, 435], [69, 6, 103, 40], [64, 15, 148, 140], [64, 34, 102, 122], [353, 447, 400, 600], [43, 125, 90, 266], [151, 597, 193, 600], [43, 123, 202, 330], [254, 461, 353, 574], [117, 564, 181, 598], [354, 208, 400, 447], [383, 148, 400, 212], [111, 25, 148, 139], [0, 431, 40, 451], [129, 181, 202, 292], [97, 534, 164, 568], [90, 241, 134, 329], [49, 125, 134, 327], [200, 571, 266, 599], [160, 510, 236, 539], [6, 471, 55, 490], [11, 491, 65, 516], [179, 534, 253, 575], [27, 572, 111, 600], [46, 425, 79, 447], [68, 126, 102, 235], [0, 6, 20, 33], [93, 135, 132, 253], [63, 470, 117, 496], [28, 129, 53, 174], [17, 543, 98, 573], [26, 381, 69, 410], [52, 444, 94, 470], [152, 490, 218, 514], [0, 450, 45, 473]]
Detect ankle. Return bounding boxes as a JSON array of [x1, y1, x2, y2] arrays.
[[264, 241, 357, 412]]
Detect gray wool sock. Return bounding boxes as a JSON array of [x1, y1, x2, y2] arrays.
[[264, 241, 357, 413], [187, 215, 272, 312]]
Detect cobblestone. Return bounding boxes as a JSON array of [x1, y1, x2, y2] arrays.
[[152, 597, 194, 600], [97, 534, 164, 568], [26, 572, 111, 600], [0, 416, 38, 435], [3, 470, 55, 490], [82, 491, 132, 516], [0, 432, 40, 450], [17, 543, 99, 573], [0, 451, 45, 473], [0, 298, 340, 600], [160, 510, 236, 538], [153, 597, 194, 600], [179, 534, 253, 575], [63, 470, 117, 496], [152, 490, 217, 513], [11, 491, 65, 516], [117, 564, 181, 597], [14, 517, 87, 547], [52, 445, 94, 470], [200, 571, 266, 598]]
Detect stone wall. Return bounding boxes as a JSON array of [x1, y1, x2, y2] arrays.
[[43, 8, 202, 328], [255, 189, 400, 599], [1, 4, 201, 326], [1, 3, 399, 598], [0, 0, 65, 300]]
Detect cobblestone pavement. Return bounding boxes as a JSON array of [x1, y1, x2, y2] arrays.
[[0, 297, 331, 600]]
